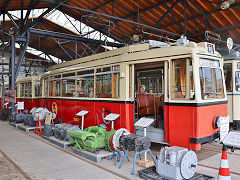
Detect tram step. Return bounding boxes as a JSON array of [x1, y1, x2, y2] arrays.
[[138, 166, 215, 180]]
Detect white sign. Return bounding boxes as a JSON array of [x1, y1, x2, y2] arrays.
[[227, 37, 233, 51], [222, 131, 240, 149], [219, 116, 230, 142], [134, 117, 154, 128], [76, 110, 89, 117], [104, 113, 120, 121], [17, 102, 24, 110]]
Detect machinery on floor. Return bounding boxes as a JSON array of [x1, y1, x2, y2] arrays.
[[156, 146, 197, 180]]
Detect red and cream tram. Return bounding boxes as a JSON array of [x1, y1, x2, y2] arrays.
[[16, 76, 42, 112], [14, 41, 227, 151], [223, 51, 240, 128]]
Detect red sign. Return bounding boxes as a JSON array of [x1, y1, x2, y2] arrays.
[[4, 90, 16, 103]]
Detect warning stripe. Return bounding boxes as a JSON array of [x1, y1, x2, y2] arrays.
[[220, 159, 229, 168], [218, 175, 231, 180]]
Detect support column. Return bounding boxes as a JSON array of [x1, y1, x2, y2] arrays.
[[9, 36, 16, 114]]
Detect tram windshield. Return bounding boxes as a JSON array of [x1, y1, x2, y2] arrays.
[[199, 59, 224, 99]]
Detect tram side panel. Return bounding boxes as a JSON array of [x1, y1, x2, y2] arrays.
[[233, 95, 240, 127], [166, 103, 227, 151], [46, 99, 135, 133]]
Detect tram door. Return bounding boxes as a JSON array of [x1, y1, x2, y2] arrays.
[[224, 63, 233, 122], [134, 61, 166, 142]]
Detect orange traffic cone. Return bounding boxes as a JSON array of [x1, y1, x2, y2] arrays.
[[218, 146, 231, 180]]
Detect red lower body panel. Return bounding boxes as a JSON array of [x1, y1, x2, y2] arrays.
[[46, 99, 135, 133], [165, 102, 227, 151]]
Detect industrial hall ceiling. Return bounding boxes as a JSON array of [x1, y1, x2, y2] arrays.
[[0, 0, 240, 65]]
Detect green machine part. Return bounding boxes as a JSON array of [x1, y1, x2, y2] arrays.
[[67, 126, 116, 153]]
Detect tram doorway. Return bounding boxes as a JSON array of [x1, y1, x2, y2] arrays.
[[134, 61, 166, 142]]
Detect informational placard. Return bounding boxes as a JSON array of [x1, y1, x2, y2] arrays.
[[76, 110, 89, 117], [134, 117, 154, 128], [219, 116, 230, 142], [222, 131, 240, 149], [17, 102, 24, 110], [45, 114, 52, 125], [104, 113, 120, 121], [4, 90, 16, 103]]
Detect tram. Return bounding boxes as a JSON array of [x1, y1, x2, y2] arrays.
[[222, 50, 240, 128], [15, 76, 42, 112], [4, 40, 228, 151]]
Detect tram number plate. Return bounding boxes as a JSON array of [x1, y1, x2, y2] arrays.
[[219, 116, 230, 143], [222, 131, 240, 149]]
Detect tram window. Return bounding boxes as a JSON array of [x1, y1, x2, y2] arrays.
[[136, 69, 163, 94], [172, 59, 187, 99], [44, 79, 48, 97], [199, 67, 224, 99], [77, 70, 94, 97], [28, 82, 32, 97], [35, 81, 40, 97], [20, 83, 24, 97], [39, 80, 42, 97], [62, 73, 75, 97], [96, 66, 120, 98], [224, 63, 232, 91], [49, 75, 61, 97], [24, 83, 28, 97], [235, 72, 240, 91]]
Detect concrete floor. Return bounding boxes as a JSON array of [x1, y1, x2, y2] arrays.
[[0, 120, 240, 180]]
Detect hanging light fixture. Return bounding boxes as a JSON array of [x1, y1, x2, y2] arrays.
[[220, 0, 235, 9]]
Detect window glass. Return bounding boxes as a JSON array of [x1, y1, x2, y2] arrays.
[[25, 83, 28, 97], [96, 65, 120, 98], [35, 81, 40, 97], [62, 73, 75, 97], [172, 59, 186, 98], [49, 75, 61, 97], [77, 70, 94, 97], [28, 82, 32, 97], [137, 69, 163, 94], [45, 78, 48, 97], [20, 83, 24, 97], [189, 61, 195, 100], [39, 80, 42, 97], [235, 72, 240, 92], [224, 63, 232, 91], [199, 67, 224, 99]]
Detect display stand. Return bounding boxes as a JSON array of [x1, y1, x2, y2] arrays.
[[134, 117, 154, 167], [103, 113, 120, 130], [76, 110, 89, 130], [222, 131, 240, 149]]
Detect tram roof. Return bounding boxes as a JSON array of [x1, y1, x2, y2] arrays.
[[47, 41, 223, 75], [1, 0, 239, 45]]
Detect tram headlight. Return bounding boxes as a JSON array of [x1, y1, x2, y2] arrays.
[[214, 116, 221, 129]]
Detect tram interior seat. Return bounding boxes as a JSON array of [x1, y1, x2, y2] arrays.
[[63, 93, 73, 97], [96, 94, 112, 98], [136, 94, 164, 127], [137, 94, 156, 116]]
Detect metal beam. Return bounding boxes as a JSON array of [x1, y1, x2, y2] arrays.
[[21, 0, 64, 34], [191, 24, 240, 38], [6, 11, 19, 28], [9, 36, 15, 114], [159, 2, 240, 30], [58, 7, 126, 43], [61, 4, 180, 37], [15, 32, 30, 80], [29, 28, 124, 47]]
